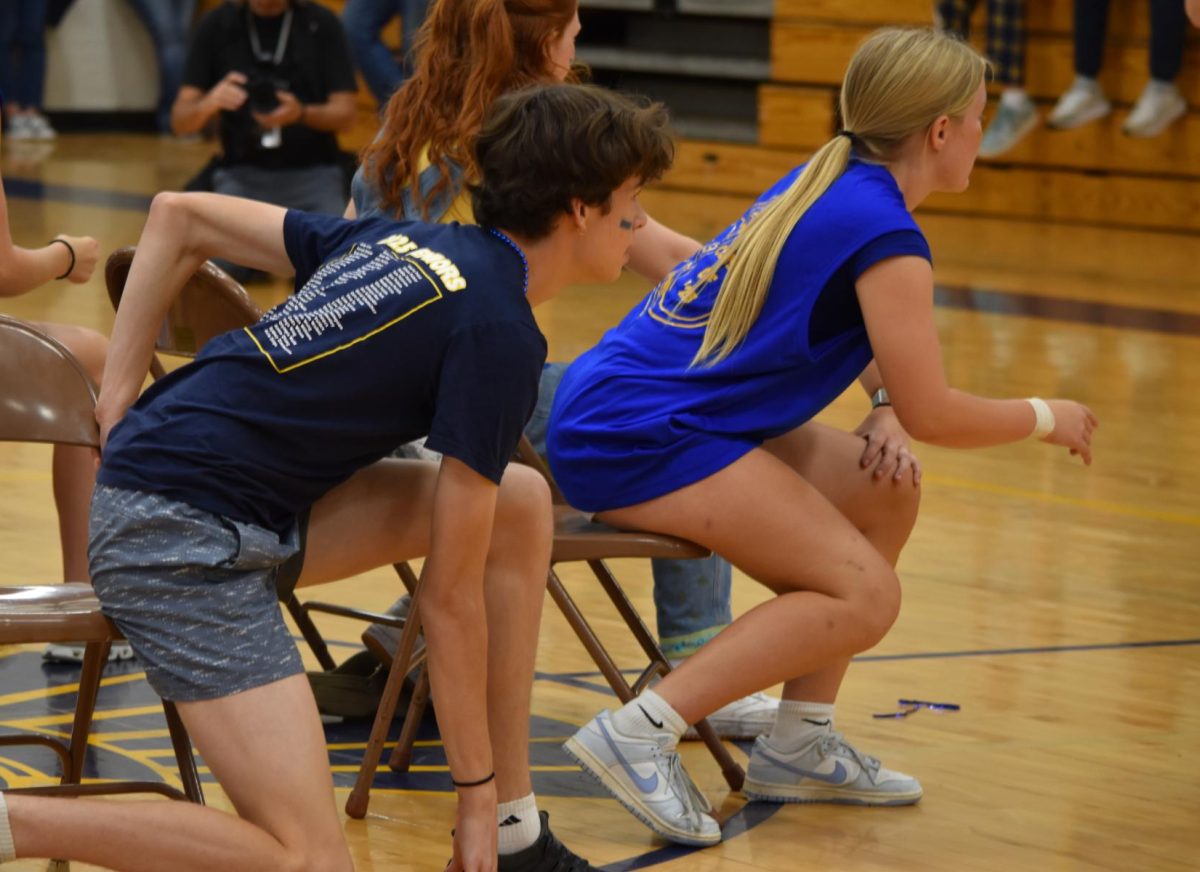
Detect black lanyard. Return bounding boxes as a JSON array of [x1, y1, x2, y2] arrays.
[[247, 7, 293, 67]]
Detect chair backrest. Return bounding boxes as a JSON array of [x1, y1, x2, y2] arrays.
[[0, 315, 99, 449], [104, 246, 264, 361]]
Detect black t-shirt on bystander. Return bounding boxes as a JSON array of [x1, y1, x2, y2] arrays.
[[182, 2, 357, 169]]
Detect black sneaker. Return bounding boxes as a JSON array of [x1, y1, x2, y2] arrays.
[[497, 811, 598, 872]]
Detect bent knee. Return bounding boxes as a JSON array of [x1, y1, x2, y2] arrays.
[[279, 845, 353, 872], [850, 568, 902, 649], [496, 463, 552, 538]]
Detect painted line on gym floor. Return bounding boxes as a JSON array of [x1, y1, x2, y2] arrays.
[[3, 176, 154, 213], [597, 802, 783, 871], [925, 473, 1200, 527], [536, 637, 1200, 694]]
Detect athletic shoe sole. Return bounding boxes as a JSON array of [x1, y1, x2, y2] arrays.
[[563, 735, 722, 846], [742, 776, 922, 806]]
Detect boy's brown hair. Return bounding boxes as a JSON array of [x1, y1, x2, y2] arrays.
[[471, 84, 674, 240]]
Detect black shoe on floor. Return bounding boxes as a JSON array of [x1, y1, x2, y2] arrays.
[[497, 811, 598, 872]]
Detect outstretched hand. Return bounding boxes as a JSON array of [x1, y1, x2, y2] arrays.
[[1042, 400, 1098, 465], [854, 406, 922, 486]]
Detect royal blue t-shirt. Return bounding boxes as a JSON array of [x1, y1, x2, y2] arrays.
[[547, 159, 930, 512], [99, 213, 546, 533]]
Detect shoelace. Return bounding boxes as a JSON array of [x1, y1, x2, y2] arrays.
[[664, 750, 712, 825], [818, 731, 881, 779]]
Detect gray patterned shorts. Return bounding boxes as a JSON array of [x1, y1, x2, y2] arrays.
[[88, 484, 304, 702]]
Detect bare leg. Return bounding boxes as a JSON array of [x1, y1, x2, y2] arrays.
[[298, 459, 553, 802], [35, 322, 109, 582], [6, 675, 351, 872], [598, 422, 919, 724], [761, 421, 919, 703]]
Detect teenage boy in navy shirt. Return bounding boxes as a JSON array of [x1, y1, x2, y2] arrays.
[[0, 84, 673, 872]]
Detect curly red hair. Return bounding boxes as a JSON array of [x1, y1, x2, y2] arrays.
[[362, 0, 579, 219]]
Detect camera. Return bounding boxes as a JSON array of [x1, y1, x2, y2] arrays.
[[245, 77, 281, 114]]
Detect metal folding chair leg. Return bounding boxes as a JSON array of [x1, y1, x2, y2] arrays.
[[345, 582, 428, 819], [547, 567, 745, 792]]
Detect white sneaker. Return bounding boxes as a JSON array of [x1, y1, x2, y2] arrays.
[[564, 710, 721, 846], [43, 641, 135, 664], [743, 731, 922, 805], [979, 96, 1039, 157], [24, 114, 56, 140], [683, 691, 777, 741], [1122, 80, 1187, 137], [5, 115, 35, 141], [1047, 78, 1112, 130]]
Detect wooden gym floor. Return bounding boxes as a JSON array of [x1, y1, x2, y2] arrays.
[[0, 134, 1197, 871]]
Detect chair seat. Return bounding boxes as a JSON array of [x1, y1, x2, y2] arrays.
[[552, 505, 709, 563], [0, 584, 118, 644]]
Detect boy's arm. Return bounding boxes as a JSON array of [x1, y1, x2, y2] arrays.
[[419, 457, 500, 866], [96, 192, 294, 443]]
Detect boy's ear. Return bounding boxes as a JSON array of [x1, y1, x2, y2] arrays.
[[568, 197, 589, 232]]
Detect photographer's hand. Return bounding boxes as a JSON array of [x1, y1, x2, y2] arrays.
[[207, 71, 249, 114], [252, 91, 303, 129]]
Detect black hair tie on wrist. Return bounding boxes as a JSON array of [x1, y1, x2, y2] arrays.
[[49, 238, 76, 280], [451, 771, 496, 789]]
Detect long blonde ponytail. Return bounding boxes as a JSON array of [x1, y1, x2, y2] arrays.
[[679, 27, 988, 366]]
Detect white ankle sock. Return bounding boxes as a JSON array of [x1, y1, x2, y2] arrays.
[[0, 792, 15, 862], [610, 688, 688, 749], [496, 793, 540, 855], [767, 701, 834, 749]]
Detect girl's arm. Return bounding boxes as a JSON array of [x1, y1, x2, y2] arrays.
[[857, 255, 1097, 463]]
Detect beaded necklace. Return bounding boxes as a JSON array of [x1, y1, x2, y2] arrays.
[[488, 228, 529, 296]]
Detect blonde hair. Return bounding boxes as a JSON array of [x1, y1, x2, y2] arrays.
[[678, 27, 988, 366]]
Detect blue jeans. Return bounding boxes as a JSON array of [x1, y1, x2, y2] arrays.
[[528, 363, 733, 660], [125, 0, 196, 132], [342, 0, 431, 105], [0, 0, 48, 110]]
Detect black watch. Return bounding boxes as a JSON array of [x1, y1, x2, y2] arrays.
[[871, 387, 891, 409]]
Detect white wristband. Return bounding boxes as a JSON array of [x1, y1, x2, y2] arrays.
[[1026, 397, 1055, 440]]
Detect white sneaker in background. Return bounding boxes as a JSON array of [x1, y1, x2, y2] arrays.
[[25, 113, 57, 140], [1122, 80, 1187, 137], [1047, 77, 1112, 130], [43, 641, 135, 664], [5, 115, 34, 141], [979, 94, 1039, 157], [682, 690, 778, 741]]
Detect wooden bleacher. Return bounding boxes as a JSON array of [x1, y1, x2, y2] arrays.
[[199, 0, 1199, 242]]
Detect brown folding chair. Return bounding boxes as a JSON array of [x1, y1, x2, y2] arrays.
[[0, 314, 203, 804], [346, 437, 745, 818]]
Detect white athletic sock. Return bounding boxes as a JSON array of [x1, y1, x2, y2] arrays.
[[610, 688, 688, 750], [767, 701, 835, 749], [0, 792, 16, 862], [496, 793, 540, 855]]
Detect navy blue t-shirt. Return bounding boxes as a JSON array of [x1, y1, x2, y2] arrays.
[[99, 213, 546, 533]]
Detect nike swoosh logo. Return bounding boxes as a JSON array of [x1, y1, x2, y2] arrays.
[[597, 717, 659, 794], [802, 718, 831, 727], [638, 704, 664, 729], [758, 749, 849, 785]]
